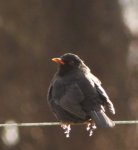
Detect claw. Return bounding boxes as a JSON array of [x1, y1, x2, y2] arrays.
[[61, 124, 71, 138], [86, 120, 97, 136]]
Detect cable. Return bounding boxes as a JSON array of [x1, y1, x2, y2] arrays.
[[115, 120, 138, 125], [0, 120, 137, 127]]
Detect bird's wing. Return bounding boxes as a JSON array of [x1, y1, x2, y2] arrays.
[[59, 83, 86, 120], [91, 74, 115, 114]]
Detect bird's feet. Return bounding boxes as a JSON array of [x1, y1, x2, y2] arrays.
[[86, 120, 97, 136], [61, 123, 71, 138]]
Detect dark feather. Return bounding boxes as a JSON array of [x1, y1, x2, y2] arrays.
[[59, 83, 86, 119], [91, 110, 115, 128]]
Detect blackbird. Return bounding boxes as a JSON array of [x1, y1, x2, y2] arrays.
[[47, 53, 115, 137]]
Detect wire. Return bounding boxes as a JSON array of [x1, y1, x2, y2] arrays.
[[0, 120, 138, 127], [115, 120, 138, 125]]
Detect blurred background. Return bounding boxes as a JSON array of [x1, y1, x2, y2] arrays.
[[0, 0, 137, 150]]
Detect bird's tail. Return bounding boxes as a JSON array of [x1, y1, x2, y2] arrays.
[[91, 110, 115, 128]]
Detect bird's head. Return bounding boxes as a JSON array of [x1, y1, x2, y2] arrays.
[[52, 53, 84, 75], [52, 53, 83, 67]]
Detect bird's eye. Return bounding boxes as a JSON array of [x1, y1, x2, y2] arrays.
[[69, 61, 75, 65]]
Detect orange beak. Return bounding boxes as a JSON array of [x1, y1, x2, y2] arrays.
[[52, 58, 65, 65]]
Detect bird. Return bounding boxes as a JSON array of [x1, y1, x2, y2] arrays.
[[47, 53, 115, 137]]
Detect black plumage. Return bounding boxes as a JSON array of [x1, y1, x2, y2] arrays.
[[47, 53, 115, 135]]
